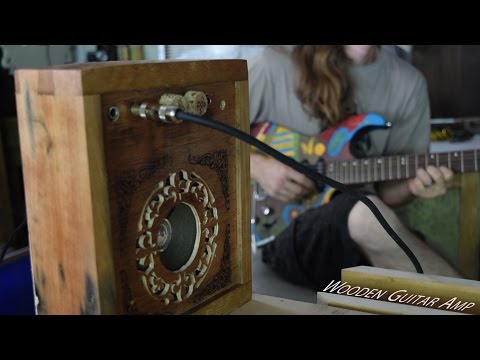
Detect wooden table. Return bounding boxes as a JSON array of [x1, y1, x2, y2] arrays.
[[230, 293, 368, 315]]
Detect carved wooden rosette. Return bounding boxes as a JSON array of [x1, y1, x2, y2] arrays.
[[136, 170, 219, 304]]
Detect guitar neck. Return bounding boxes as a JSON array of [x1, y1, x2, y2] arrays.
[[325, 150, 480, 185]]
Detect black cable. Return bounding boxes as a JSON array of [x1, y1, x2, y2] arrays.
[[0, 219, 27, 264], [175, 110, 423, 274]]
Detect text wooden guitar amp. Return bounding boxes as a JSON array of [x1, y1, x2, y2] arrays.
[[15, 60, 251, 314]]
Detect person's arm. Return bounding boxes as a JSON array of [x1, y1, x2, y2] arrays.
[[248, 48, 315, 202], [376, 178, 413, 207], [376, 73, 453, 207], [377, 165, 454, 207], [251, 153, 315, 203]]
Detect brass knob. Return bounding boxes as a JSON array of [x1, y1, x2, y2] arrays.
[[184, 90, 208, 116], [159, 94, 187, 111]]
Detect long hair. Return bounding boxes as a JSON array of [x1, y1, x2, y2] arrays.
[[292, 45, 352, 126]]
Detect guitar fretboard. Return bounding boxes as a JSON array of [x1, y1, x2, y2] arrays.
[[325, 150, 480, 184]]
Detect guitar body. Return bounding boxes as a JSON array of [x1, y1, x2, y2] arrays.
[[251, 114, 388, 247]]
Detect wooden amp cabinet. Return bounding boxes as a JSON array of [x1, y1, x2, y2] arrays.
[[14, 60, 251, 314]]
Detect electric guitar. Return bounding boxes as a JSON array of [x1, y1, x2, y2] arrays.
[[251, 114, 480, 248]]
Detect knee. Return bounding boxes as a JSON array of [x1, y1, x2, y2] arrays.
[[347, 195, 401, 248]]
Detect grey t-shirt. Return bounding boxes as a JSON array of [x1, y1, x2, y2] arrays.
[[248, 46, 431, 157]]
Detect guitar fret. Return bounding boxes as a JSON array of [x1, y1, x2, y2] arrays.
[[350, 161, 354, 184], [436, 153, 439, 167], [360, 160, 364, 183], [365, 159, 370, 183], [395, 157, 398, 179], [365, 160, 368, 183], [350, 161, 354, 183], [345, 161, 348, 183], [357, 161, 361, 183], [406, 156, 410, 179], [352, 161, 356, 183], [353, 160, 360, 184], [381, 158, 385, 181], [364, 159, 369, 183], [439, 152, 449, 171], [345, 161, 349, 183], [388, 157, 392, 180], [448, 152, 451, 169], [366, 160, 369, 182], [346, 161, 350, 184], [356, 161, 360, 183], [351, 160, 355, 183], [475, 149, 478, 172], [353, 161, 357, 183], [397, 157, 400, 180], [367, 159, 371, 183], [336, 162, 340, 183], [461, 151, 464, 173], [359, 160, 363, 183], [357, 160, 360, 183], [368, 159, 376, 182]]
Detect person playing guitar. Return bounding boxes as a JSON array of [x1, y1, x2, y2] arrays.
[[249, 45, 462, 290]]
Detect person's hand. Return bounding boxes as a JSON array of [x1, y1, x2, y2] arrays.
[[251, 154, 315, 202], [407, 165, 454, 198]]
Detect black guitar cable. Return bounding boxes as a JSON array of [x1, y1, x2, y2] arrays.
[[165, 107, 424, 274]]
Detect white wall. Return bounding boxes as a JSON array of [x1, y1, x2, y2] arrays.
[[165, 45, 265, 61]]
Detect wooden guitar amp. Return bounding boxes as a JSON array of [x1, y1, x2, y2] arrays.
[[15, 60, 251, 314]]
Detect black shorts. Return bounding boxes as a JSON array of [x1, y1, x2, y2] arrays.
[[261, 191, 371, 290]]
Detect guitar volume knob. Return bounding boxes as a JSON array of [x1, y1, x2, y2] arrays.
[[261, 206, 273, 216]]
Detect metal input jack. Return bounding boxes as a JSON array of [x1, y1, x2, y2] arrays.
[[158, 105, 182, 124], [130, 102, 158, 120], [130, 103, 182, 124]]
